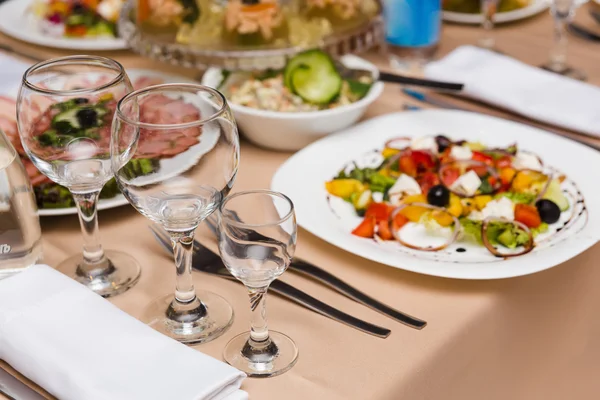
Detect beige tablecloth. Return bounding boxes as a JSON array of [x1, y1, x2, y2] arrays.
[[2, 4, 600, 399]]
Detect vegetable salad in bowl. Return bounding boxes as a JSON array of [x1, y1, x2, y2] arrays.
[[325, 135, 584, 258]]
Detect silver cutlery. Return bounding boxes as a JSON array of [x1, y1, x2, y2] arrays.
[[149, 226, 391, 338], [568, 23, 600, 42], [0, 367, 44, 400], [590, 9, 600, 25], [334, 61, 464, 92], [402, 88, 600, 152], [204, 215, 426, 329], [0, 44, 45, 63]]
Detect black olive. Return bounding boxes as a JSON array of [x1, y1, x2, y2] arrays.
[[535, 199, 561, 224], [76, 108, 98, 129], [72, 3, 86, 14], [427, 184, 450, 207], [73, 98, 89, 105], [435, 135, 452, 153]]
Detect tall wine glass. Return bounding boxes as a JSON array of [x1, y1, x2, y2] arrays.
[[17, 56, 141, 297], [542, 0, 587, 80], [479, 0, 499, 50], [218, 190, 298, 378], [111, 83, 239, 344]]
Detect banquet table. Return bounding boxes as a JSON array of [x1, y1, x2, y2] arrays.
[[2, 5, 600, 400]]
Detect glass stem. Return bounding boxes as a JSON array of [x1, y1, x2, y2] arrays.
[[165, 228, 207, 323], [248, 286, 270, 343], [72, 190, 111, 276], [479, 0, 497, 49], [549, 13, 569, 72], [170, 229, 197, 304]]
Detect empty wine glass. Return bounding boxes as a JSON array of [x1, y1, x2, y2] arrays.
[[16, 56, 140, 297], [542, 0, 588, 80], [111, 83, 239, 344], [218, 190, 298, 378], [479, 0, 499, 50]]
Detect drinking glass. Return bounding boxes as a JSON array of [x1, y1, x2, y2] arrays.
[[0, 128, 42, 277], [111, 83, 239, 344], [541, 0, 587, 80], [218, 190, 298, 378], [16, 56, 140, 296], [479, 0, 499, 50]]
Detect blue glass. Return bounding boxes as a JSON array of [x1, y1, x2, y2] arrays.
[[383, 0, 441, 48]]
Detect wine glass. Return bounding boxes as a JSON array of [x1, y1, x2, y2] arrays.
[[111, 83, 239, 344], [218, 190, 298, 378], [16, 56, 140, 297], [479, 0, 499, 50], [541, 0, 588, 80]]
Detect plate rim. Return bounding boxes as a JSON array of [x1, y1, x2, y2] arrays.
[[0, 0, 127, 50], [271, 109, 600, 280], [442, 0, 548, 24]]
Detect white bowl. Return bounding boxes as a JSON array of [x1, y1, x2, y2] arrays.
[[201, 55, 384, 152]]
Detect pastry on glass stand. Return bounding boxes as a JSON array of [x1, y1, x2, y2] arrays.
[[136, 0, 200, 34], [223, 0, 289, 47]]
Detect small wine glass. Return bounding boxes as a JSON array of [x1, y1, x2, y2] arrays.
[[218, 190, 298, 378], [541, 0, 588, 80], [479, 0, 499, 50], [111, 83, 239, 344], [16, 56, 140, 297]]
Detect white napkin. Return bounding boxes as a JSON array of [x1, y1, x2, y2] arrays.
[[424, 45, 600, 137], [0, 53, 30, 94], [0, 265, 248, 400]]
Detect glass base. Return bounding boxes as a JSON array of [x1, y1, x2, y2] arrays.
[[224, 331, 298, 378], [541, 64, 586, 81], [57, 249, 141, 298], [141, 290, 233, 345]]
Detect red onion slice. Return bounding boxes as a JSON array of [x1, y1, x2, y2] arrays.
[[389, 203, 461, 252], [481, 217, 534, 258], [439, 160, 501, 198], [384, 137, 412, 150]]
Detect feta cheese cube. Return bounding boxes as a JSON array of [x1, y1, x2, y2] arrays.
[[410, 136, 438, 154], [450, 170, 481, 197], [469, 197, 515, 221], [513, 152, 543, 171], [388, 174, 422, 205], [450, 145, 473, 160], [372, 192, 384, 203]]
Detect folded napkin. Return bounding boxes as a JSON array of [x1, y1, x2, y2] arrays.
[[424, 45, 600, 137], [0, 265, 247, 400]]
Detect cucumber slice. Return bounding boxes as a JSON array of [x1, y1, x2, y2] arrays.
[[346, 79, 372, 102], [284, 50, 342, 104]]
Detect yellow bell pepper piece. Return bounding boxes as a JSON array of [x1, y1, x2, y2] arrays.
[[400, 205, 429, 223], [382, 147, 400, 159], [402, 194, 427, 204], [448, 194, 463, 217], [432, 210, 454, 227], [512, 171, 534, 192], [474, 195, 492, 210], [325, 179, 365, 199], [500, 168, 516, 186], [460, 198, 475, 217]]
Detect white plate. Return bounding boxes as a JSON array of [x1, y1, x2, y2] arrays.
[[0, 0, 127, 50], [34, 69, 200, 216], [271, 110, 600, 280], [443, 0, 548, 24]]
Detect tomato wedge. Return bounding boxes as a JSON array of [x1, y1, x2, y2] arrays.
[[352, 217, 376, 238], [417, 171, 440, 193], [440, 166, 460, 187], [412, 150, 436, 171], [377, 220, 394, 240], [495, 155, 513, 169], [390, 212, 409, 232], [472, 151, 494, 166], [399, 154, 417, 177], [365, 202, 392, 222], [514, 204, 542, 228]]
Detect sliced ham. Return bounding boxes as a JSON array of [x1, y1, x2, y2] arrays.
[[0, 96, 16, 121], [133, 76, 165, 91]]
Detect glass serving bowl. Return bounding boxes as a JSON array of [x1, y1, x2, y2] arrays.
[[119, 0, 384, 71]]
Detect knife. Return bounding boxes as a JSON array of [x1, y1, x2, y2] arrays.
[[568, 23, 600, 43], [0, 368, 45, 400], [402, 88, 600, 152]]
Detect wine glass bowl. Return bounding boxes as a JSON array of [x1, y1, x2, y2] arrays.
[[218, 190, 298, 377], [112, 83, 240, 344], [16, 55, 141, 297]]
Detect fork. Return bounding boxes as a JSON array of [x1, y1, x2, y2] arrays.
[[149, 225, 392, 338], [206, 214, 427, 330]]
